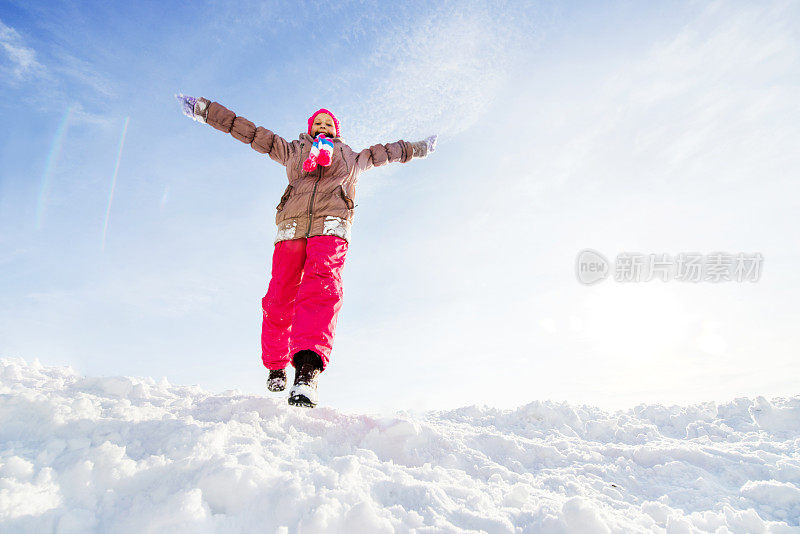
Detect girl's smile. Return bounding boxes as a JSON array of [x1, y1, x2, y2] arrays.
[[312, 113, 336, 138]]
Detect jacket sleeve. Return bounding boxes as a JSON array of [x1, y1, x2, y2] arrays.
[[204, 100, 293, 167], [355, 140, 416, 172]]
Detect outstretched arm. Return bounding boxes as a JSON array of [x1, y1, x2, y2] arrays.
[[355, 134, 438, 172], [176, 93, 293, 167]]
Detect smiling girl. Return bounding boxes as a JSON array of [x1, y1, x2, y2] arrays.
[[177, 94, 437, 407]]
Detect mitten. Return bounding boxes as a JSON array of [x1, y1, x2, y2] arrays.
[[411, 134, 438, 158], [175, 93, 209, 123], [425, 134, 438, 154]]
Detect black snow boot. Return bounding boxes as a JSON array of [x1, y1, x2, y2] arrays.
[[267, 368, 287, 392], [288, 350, 323, 408]]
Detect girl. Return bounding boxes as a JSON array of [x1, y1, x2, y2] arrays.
[[177, 94, 437, 407]]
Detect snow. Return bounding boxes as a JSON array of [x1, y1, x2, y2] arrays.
[[1, 358, 799, 533]]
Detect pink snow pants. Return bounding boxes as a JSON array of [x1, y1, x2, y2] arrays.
[[261, 235, 348, 372]]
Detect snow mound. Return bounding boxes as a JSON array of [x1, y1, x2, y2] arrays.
[[1, 358, 799, 533]]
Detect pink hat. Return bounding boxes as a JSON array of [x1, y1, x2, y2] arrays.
[[308, 108, 341, 137]]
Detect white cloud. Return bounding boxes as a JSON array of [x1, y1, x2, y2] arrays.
[[342, 0, 800, 411], [49, 47, 116, 98], [335, 3, 544, 148], [0, 18, 45, 82], [0, 18, 116, 112]]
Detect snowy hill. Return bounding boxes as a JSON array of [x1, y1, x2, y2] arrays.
[[1, 359, 799, 533]]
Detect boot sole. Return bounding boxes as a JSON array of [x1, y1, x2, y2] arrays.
[[267, 384, 286, 392], [288, 394, 316, 408]]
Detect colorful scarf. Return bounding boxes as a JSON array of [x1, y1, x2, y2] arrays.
[[303, 134, 334, 172]]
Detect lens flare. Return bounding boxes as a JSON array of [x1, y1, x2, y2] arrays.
[[101, 116, 130, 251], [35, 105, 75, 230]]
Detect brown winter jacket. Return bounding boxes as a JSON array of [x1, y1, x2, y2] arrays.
[[198, 99, 428, 244]]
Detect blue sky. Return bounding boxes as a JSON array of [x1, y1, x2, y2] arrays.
[[1, 0, 799, 414]]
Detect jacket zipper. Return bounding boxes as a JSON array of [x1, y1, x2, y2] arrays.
[[306, 165, 323, 237], [296, 142, 304, 177], [340, 146, 349, 174], [339, 146, 352, 209]]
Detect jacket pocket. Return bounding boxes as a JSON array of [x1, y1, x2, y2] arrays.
[[338, 185, 355, 210], [276, 185, 293, 211]]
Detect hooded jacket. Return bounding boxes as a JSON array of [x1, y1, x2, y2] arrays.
[[201, 99, 427, 244]]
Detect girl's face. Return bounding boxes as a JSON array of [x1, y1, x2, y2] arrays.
[[311, 113, 336, 138]]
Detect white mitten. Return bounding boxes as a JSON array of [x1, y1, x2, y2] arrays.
[[175, 93, 209, 123]]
